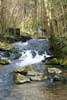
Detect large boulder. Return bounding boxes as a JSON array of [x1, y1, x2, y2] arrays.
[[13, 66, 46, 83]]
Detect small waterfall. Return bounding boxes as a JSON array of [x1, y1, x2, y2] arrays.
[[12, 39, 50, 68], [16, 50, 45, 67]]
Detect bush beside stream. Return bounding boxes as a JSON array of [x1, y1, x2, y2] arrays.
[[49, 34, 67, 69]]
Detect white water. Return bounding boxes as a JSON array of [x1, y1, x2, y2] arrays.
[[12, 39, 50, 68], [15, 50, 50, 68]]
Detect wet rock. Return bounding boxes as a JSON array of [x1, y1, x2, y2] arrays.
[[9, 51, 21, 60], [0, 58, 10, 65], [13, 73, 30, 84], [4, 48, 21, 60], [31, 50, 36, 58], [38, 50, 44, 55]]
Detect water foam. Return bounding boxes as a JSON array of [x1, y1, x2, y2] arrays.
[[16, 50, 45, 67]]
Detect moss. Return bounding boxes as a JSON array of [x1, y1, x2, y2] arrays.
[[14, 66, 36, 75], [63, 60, 67, 65], [0, 58, 9, 65], [0, 42, 14, 51], [62, 60, 67, 69], [13, 66, 46, 83], [49, 34, 67, 58], [58, 59, 64, 65], [13, 72, 30, 84], [49, 58, 59, 65], [49, 34, 63, 57], [23, 66, 36, 72], [62, 47, 67, 55]]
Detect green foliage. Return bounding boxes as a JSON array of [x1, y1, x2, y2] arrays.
[[48, 58, 59, 65], [49, 34, 63, 58], [63, 60, 67, 65], [62, 59, 67, 69], [49, 33, 67, 69], [62, 47, 67, 55], [49, 34, 67, 58]]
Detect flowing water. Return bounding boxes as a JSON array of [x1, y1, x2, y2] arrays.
[[0, 39, 67, 100]]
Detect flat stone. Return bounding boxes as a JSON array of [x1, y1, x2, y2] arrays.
[[48, 68, 62, 74]]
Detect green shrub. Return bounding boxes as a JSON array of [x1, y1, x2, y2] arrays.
[[62, 47, 67, 55], [49, 58, 59, 65], [49, 34, 67, 58], [63, 60, 67, 65]]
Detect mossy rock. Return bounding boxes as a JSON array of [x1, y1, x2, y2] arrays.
[[14, 69, 27, 75], [0, 42, 14, 51], [13, 73, 30, 84], [14, 66, 36, 75], [23, 66, 36, 72], [49, 58, 59, 65], [13, 66, 46, 83], [0, 58, 9, 65]]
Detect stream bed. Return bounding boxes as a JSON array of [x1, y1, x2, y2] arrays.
[[0, 39, 67, 100]]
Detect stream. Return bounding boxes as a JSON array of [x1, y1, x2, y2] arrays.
[[0, 39, 67, 100]]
